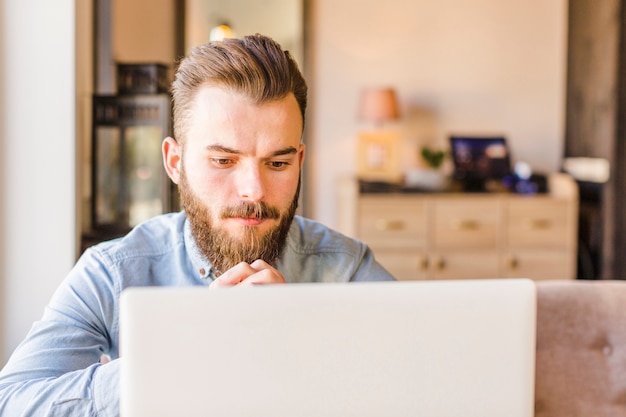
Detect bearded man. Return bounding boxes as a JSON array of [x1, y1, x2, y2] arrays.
[[0, 34, 395, 417]]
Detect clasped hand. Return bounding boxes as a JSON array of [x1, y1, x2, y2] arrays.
[[209, 259, 286, 288]]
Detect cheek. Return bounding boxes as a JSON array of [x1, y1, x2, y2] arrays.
[[182, 164, 229, 209], [188, 173, 231, 206], [183, 155, 220, 190], [270, 173, 300, 204]]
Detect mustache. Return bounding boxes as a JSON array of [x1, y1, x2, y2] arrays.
[[221, 201, 280, 220]]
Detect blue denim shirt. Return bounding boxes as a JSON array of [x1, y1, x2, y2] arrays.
[[0, 211, 394, 417]]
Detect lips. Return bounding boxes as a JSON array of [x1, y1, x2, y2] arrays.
[[229, 215, 268, 226], [238, 218, 265, 226]]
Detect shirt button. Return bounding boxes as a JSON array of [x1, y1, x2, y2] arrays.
[[199, 268, 206, 276]]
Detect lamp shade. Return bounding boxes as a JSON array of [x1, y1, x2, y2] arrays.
[[358, 87, 400, 123]]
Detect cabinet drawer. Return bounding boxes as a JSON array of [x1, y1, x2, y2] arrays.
[[429, 250, 501, 280], [507, 199, 570, 247], [358, 197, 427, 249], [374, 251, 429, 281], [433, 199, 501, 249], [502, 249, 573, 280]]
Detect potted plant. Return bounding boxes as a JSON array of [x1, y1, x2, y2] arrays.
[[405, 146, 449, 190], [420, 146, 447, 170]]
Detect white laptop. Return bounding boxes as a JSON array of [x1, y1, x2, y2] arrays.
[[119, 279, 536, 417]]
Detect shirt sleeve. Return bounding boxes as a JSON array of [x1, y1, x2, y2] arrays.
[[351, 244, 397, 282], [0, 248, 121, 417]]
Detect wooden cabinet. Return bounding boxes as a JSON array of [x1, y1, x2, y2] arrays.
[[338, 174, 579, 281]]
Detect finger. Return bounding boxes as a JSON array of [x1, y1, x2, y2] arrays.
[[100, 354, 111, 364], [249, 259, 271, 270], [240, 260, 286, 285], [210, 262, 258, 288]]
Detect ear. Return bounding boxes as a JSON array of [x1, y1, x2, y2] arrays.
[[298, 143, 305, 168], [162, 136, 182, 184]]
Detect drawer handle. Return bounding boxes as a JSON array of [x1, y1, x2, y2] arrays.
[[375, 219, 405, 231], [451, 219, 479, 230], [527, 219, 551, 230], [418, 257, 429, 271], [434, 257, 445, 270], [505, 256, 519, 270]]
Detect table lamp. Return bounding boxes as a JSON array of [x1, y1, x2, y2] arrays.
[[356, 87, 403, 183]]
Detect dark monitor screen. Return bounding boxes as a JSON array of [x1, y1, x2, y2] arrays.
[[449, 136, 511, 190]]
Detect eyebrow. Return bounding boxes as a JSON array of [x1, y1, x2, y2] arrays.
[[272, 146, 298, 157], [206, 144, 298, 157]]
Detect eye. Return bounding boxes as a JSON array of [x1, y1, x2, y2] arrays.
[[267, 160, 290, 169], [210, 157, 234, 167]]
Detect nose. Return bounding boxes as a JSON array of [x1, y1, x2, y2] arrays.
[[235, 161, 265, 201]]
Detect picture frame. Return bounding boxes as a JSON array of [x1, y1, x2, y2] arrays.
[[356, 131, 403, 183]]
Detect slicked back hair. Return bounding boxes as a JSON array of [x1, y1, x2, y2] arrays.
[[171, 34, 307, 144]]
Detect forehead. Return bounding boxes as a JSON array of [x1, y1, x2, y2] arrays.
[[190, 85, 302, 123], [185, 85, 303, 148]]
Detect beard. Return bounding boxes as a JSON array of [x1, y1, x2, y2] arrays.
[[178, 167, 299, 276]]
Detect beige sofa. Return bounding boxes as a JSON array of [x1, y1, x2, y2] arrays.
[[535, 280, 626, 417]]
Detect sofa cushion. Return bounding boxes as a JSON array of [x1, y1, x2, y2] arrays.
[[535, 280, 626, 417]]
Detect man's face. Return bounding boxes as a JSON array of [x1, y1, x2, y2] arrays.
[[166, 86, 305, 274]]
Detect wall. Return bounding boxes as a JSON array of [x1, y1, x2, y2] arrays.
[[0, 0, 77, 362], [308, 0, 567, 227], [113, 0, 176, 64]]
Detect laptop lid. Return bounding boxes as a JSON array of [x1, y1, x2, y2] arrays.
[[120, 279, 536, 417]]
